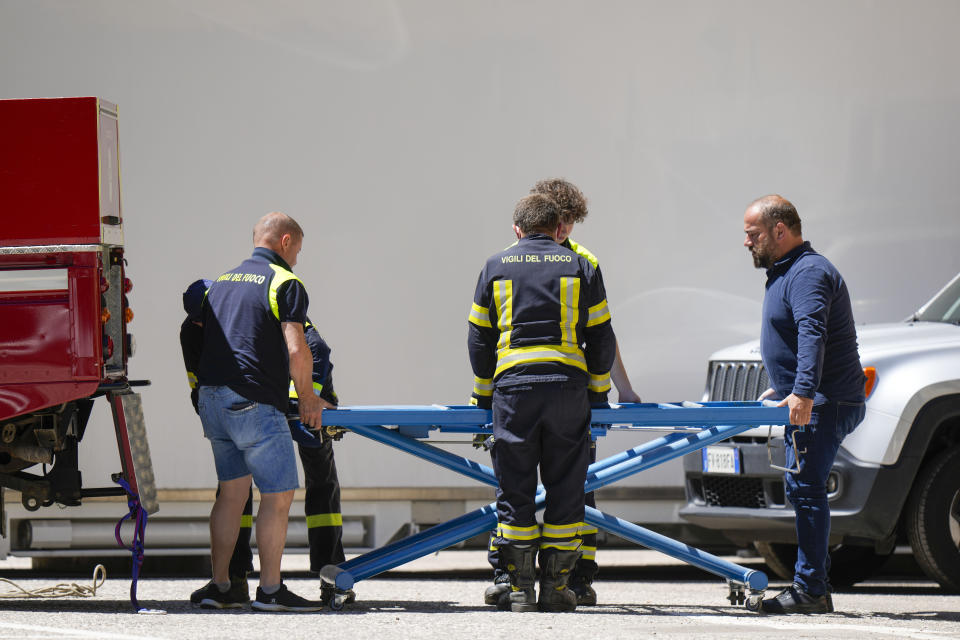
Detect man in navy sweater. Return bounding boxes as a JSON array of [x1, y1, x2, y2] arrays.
[[743, 195, 866, 614]]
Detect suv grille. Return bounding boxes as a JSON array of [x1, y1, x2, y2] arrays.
[[694, 476, 768, 508], [707, 361, 768, 401]]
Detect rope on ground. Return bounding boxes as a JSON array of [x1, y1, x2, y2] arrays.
[[0, 563, 106, 599]]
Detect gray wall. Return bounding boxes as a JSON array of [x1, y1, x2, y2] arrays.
[[2, 1, 959, 489]]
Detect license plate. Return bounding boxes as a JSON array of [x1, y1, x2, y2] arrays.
[[702, 446, 741, 474]]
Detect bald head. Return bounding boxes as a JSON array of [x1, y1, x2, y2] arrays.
[[743, 195, 803, 269], [253, 211, 305, 267], [746, 195, 802, 236], [253, 212, 303, 247]]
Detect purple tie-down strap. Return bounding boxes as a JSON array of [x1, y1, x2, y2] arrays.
[[113, 475, 149, 613]]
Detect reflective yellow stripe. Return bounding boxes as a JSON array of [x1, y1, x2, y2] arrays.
[[580, 545, 597, 561], [306, 513, 343, 528], [542, 522, 584, 539], [469, 302, 492, 328], [494, 344, 587, 378], [567, 239, 599, 269], [289, 380, 324, 399], [589, 372, 612, 393], [586, 299, 611, 327], [498, 522, 540, 541], [186, 371, 198, 389], [580, 526, 598, 535], [559, 277, 580, 348], [493, 280, 513, 350], [240, 515, 253, 529], [473, 376, 494, 397], [540, 540, 582, 551], [267, 264, 304, 321]]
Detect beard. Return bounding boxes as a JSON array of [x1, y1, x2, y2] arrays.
[[749, 244, 775, 269]]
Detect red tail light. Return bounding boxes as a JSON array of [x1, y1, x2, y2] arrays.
[[863, 367, 877, 399]]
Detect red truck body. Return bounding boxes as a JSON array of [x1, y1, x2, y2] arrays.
[[0, 97, 157, 524]]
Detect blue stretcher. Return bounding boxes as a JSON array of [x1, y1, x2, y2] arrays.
[[317, 401, 787, 611]]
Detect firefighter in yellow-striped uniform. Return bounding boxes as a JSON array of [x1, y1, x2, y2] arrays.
[[180, 279, 254, 599], [541, 178, 642, 603], [484, 178, 642, 607], [286, 319, 353, 605], [468, 194, 616, 612]]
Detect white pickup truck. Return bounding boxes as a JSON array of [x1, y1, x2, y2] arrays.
[[680, 272, 960, 590]]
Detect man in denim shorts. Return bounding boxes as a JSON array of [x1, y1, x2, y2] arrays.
[[192, 211, 329, 612]]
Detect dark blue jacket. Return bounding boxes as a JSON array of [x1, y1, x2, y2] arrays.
[[760, 241, 865, 405], [468, 233, 617, 408], [180, 317, 203, 414], [287, 320, 339, 409], [198, 247, 309, 412]]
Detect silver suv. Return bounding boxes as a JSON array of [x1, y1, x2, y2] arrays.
[[680, 272, 960, 590]]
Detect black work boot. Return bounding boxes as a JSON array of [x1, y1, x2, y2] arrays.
[[538, 550, 580, 612], [760, 583, 833, 614], [568, 574, 597, 606], [568, 558, 598, 606], [483, 570, 511, 605], [496, 545, 538, 612], [227, 573, 251, 604]]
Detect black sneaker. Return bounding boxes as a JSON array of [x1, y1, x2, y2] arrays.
[[190, 580, 248, 609], [252, 583, 325, 612], [760, 584, 833, 614]]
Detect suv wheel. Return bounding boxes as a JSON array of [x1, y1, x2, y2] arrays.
[[905, 444, 960, 592], [754, 541, 891, 588]]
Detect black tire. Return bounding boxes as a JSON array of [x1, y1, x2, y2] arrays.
[[905, 445, 960, 592], [754, 541, 890, 588], [828, 544, 893, 588], [754, 541, 794, 580]]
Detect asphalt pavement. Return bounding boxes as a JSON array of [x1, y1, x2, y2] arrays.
[[1, 550, 958, 640]]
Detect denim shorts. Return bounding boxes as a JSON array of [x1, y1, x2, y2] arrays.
[[198, 386, 299, 494]]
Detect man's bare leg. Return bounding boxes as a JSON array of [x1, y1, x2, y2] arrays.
[[255, 489, 295, 587], [210, 475, 253, 585]]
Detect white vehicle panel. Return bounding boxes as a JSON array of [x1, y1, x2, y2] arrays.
[[704, 320, 960, 466]]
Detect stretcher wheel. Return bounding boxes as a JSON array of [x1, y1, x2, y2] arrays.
[[726, 582, 745, 605], [745, 592, 764, 612], [330, 593, 348, 611]]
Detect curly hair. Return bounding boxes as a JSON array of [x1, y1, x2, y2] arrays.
[[530, 178, 588, 224], [513, 194, 561, 234]]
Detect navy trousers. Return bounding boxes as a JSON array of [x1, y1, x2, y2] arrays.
[[298, 438, 345, 571], [488, 438, 598, 576], [784, 401, 865, 595], [490, 379, 591, 545]]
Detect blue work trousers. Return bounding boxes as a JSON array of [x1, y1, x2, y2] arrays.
[[490, 379, 591, 541], [784, 401, 865, 596], [488, 438, 598, 577]]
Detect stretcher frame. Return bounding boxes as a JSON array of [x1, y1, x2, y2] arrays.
[[318, 401, 786, 610]]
